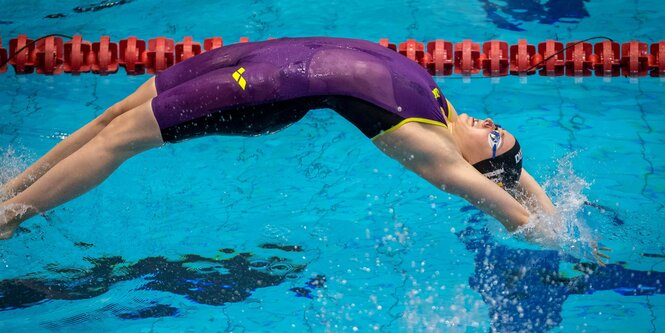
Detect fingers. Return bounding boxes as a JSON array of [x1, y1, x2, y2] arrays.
[[597, 252, 611, 259], [589, 243, 612, 267], [592, 253, 607, 267]]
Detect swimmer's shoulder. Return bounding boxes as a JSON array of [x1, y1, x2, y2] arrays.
[[445, 98, 459, 123]]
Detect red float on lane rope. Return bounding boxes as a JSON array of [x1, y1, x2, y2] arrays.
[[537, 40, 564, 76], [454, 40, 480, 75], [379, 38, 397, 51], [621, 41, 649, 77], [145, 37, 175, 74], [480, 40, 508, 77], [91, 36, 119, 75], [425, 39, 453, 76], [64, 35, 92, 74], [34, 35, 64, 75], [649, 41, 664, 77], [204, 37, 223, 51], [175, 36, 202, 63], [119, 36, 146, 75], [9, 34, 35, 74], [509, 39, 536, 75], [593, 40, 620, 77], [399, 39, 425, 66], [565, 41, 593, 77]]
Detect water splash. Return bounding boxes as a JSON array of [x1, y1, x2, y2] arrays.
[[0, 146, 35, 239], [403, 281, 486, 333], [0, 146, 31, 202], [512, 153, 598, 262]]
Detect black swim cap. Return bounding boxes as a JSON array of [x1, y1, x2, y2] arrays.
[[472, 139, 523, 189]]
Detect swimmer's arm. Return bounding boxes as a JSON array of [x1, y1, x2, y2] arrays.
[[373, 125, 530, 231], [514, 169, 556, 215], [430, 157, 530, 231]]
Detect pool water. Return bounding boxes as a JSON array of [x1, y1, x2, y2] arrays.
[[1, 1, 664, 332]]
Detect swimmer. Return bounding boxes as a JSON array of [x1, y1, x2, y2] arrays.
[[0, 37, 609, 263]]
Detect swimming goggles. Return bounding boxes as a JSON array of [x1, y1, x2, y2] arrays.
[[488, 123, 503, 158]]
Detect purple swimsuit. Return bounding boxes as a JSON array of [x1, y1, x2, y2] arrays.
[[151, 37, 451, 142]]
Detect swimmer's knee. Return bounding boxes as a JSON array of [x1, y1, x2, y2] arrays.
[[93, 104, 162, 155], [97, 102, 128, 126], [91, 118, 132, 155], [98, 78, 156, 125]]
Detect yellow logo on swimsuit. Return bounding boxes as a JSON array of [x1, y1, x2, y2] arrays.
[[432, 88, 441, 99], [232, 67, 247, 90]]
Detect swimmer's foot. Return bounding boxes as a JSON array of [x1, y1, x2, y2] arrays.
[[0, 220, 18, 240], [0, 205, 23, 240], [0, 186, 11, 202]]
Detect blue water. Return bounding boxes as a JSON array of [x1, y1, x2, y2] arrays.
[[1, 1, 664, 332]]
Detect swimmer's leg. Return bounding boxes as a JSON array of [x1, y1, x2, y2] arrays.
[[1, 78, 157, 199], [0, 99, 163, 239]]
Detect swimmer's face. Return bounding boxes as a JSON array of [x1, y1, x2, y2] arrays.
[[454, 113, 516, 164]]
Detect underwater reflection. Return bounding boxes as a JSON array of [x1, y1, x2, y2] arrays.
[[479, 0, 591, 31], [460, 208, 664, 333], [0, 244, 325, 319]]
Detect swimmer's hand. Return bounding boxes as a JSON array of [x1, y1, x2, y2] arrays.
[[591, 241, 612, 267], [511, 213, 562, 249], [513, 212, 610, 266]]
